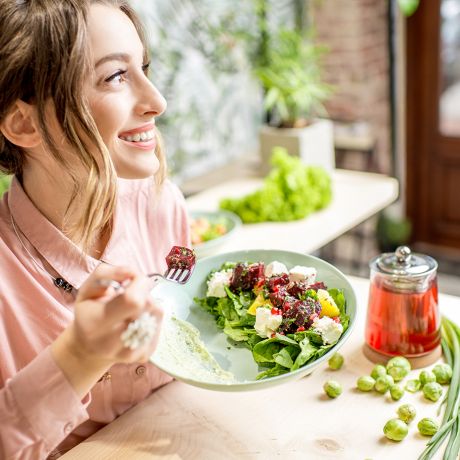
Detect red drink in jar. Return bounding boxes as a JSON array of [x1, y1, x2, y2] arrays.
[[365, 246, 440, 366]]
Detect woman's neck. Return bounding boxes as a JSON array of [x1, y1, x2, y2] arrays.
[[21, 162, 110, 259]]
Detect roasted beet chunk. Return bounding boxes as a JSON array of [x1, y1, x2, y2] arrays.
[[287, 280, 310, 298], [279, 298, 321, 334], [266, 273, 290, 292], [269, 287, 289, 308], [308, 281, 327, 291], [230, 262, 265, 291], [165, 246, 196, 270]]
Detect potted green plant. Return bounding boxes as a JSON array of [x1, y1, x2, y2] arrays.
[[253, 22, 334, 174], [376, 211, 412, 253]]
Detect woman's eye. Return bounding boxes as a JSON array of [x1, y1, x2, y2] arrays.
[[105, 70, 127, 84]]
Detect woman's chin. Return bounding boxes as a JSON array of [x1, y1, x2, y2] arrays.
[[113, 157, 160, 179]]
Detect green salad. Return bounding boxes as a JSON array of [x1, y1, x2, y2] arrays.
[[219, 147, 332, 223], [194, 260, 349, 380]]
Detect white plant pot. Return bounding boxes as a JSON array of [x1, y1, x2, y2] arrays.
[[259, 118, 335, 175]]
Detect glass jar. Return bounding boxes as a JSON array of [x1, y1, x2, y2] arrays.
[[365, 246, 440, 362]]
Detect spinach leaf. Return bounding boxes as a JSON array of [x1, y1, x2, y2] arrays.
[[256, 364, 290, 380], [274, 345, 299, 369], [292, 337, 317, 370], [252, 335, 299, 364]]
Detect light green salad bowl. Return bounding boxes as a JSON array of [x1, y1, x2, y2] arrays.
[[150, 249, 357, 392]]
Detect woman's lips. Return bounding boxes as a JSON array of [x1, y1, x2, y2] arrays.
[[118, 124, 157, 151], [119, 136, 157, 151]]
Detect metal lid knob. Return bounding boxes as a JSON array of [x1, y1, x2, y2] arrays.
[[395, 246, 411, 266]]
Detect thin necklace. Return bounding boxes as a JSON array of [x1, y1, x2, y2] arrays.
[[10, 213, 74, 292]]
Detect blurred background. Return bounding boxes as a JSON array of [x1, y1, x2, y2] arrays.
[[2, 0, 459, 293]]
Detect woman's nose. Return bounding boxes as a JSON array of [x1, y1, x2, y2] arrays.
[[135, 76, 167, 118]]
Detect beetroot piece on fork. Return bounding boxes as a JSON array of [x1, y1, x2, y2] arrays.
[[165, 246, 196, 270]]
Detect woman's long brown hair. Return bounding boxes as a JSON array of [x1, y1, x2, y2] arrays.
[[0, 0, 166, 251]]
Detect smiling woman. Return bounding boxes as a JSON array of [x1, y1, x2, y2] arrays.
[[0, 1, 190, 459]]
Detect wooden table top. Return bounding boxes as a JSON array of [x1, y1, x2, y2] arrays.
[[61, 276, 459, 460]]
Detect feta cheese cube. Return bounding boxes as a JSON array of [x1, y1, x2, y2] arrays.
[[289, 265, 317, 284], [254, 307, 282, 338], [312, 316, 343, 345], [206, 269, 233, 298], [265, 261, 289, 278]]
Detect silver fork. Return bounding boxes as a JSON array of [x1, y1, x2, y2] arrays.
[[104, 265, 194, 291]]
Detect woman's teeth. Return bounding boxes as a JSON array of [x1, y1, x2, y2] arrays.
[[119, 129, 155, 142]]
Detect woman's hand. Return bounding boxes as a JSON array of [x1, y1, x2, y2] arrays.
[[51, 264, 163, 397]]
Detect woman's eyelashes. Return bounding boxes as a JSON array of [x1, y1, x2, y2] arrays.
[[103, 63, 151, 85], [105, 69, 128, 84], [142, 62, 150, 75]]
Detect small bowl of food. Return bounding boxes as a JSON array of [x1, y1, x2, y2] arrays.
[[190, 210, 242, 258]]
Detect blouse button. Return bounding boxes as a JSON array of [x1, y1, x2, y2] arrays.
[[63, 423, 73, 434], [136, 365, 146, 376]]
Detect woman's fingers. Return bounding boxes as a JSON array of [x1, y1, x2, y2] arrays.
[[103, 276, 153, 326], [77, 263, 137, 302]]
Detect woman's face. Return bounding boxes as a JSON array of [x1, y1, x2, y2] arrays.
[[86, 4, 166, 179]]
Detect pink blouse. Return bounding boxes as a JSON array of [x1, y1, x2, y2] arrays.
[[0, 177, 190, 459]]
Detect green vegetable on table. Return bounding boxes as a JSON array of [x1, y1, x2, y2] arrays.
[[370, 364, 387, 380], [405, 379, 422, 393], [383, 418, 409, 442], [422, 382, 443, 402], [323, 380, 342, 398], [397, 403, 417, 424], [375, 375, 394, 394], [390, 384, 405, 401], [418, 418, 440, 437], [328, 353, 344, 370], [418, 317, 460, 460], [432, 363, 452, 385], [219, 147, 332, 223], [419, 370, 437, 387], [357, 375, 375, 392], [386, 356, 411, 382]]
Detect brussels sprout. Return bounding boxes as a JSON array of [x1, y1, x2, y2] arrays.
[[432, 363, 453, 385], [423, 382, 443, 402], [397, 403, 416, 423], [383, 418, 409, 441], [418, 417, 439, 436], [405, 379, 422, 393], [357, 375, 375, 392], [390, 384, 405, 401], [328, 353, 344, 370], [419, 370, 436, 386], [323, 380, 342, 398], [371, 364, 387, 380], [386, 356, 411, 382], [375, 375, 395, 394]]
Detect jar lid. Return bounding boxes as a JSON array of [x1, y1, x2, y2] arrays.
[[371, 246, 437, 277]]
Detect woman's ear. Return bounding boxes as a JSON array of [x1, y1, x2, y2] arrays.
[[0, 100, 41, 148]]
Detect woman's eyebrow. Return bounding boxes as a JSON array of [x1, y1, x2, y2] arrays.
[[95, 53, 130, 68]]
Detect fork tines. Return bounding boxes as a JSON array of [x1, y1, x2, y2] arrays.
[[165, 268, 191, 283]]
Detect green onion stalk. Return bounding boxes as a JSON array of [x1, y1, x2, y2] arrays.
[[418, 317, 460, 459]]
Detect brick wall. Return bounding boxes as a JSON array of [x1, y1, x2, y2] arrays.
[[311, 0, 392, 174]]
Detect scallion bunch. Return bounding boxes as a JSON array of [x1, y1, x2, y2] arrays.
[[418, 317, 460, 459]]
